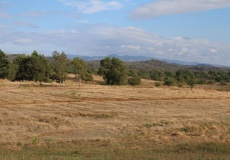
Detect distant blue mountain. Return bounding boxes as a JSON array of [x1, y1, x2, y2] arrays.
[[159, 59, 201, 66], [67, 54, 151, 62], [66, 54, 229, 68]]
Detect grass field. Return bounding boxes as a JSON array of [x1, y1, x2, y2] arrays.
[[0, 76, 229, 159]]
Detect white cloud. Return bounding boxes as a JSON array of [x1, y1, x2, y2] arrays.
[[0, 1, 9, 9], [120, 45, 141, 52], [131, 0, 230, 19], [12, 38, 33, 45], [1, 25, 230, 65], [0, 1, 12, 19], [20, 11, 45, 17], [59, 0, 123, 14], [0, 11, 11, 19], [0, 24, 7, 30], [209, 48, 218, 53], [14, 21, 38, 28]]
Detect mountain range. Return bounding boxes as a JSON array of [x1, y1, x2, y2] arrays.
[[67, 54, 211, 66]]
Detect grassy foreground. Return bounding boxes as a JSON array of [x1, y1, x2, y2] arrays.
[[1, 140, 230, 160], [0, 76, 230, 159]]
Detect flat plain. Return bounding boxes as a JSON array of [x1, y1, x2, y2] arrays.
[[0, 76, 229, 159]]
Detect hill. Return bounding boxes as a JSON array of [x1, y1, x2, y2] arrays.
[[87, 59, 230, 73], [5, 53, 230, 73]]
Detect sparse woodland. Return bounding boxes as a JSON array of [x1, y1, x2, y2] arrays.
[[1, 49, 230, 159], [1, 49, 230, 88], [1, 49, 93, 84]]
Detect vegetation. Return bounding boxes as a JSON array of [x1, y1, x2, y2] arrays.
[[30, 51, 53, 83], [0, 49, 94, 84], [1, 48, 230, 87], [0, 140, 229, 159], [0, 49, 10, 79], [72, 57, 93, 83], [98, 57, 128, 85], [1, 49, 230, 159], [128, 76, 141, 86], [0, 70, 230, 159], [52, 51, 68, 83], [149, 69, 230, 87], [88, 59, 230, 88]]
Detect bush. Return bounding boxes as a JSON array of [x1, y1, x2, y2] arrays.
[[98, 57, 128, 85], [164, 77, 176, 86], [128, 77, 141, 86], [155, 82, 161, 87], [207, 80, 215, 85], [220, 81, 227, 86], [196, 80, 206, 84], [177, 83, 183, 88]]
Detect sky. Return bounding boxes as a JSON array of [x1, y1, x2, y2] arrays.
[[0, 0, 230, 65]]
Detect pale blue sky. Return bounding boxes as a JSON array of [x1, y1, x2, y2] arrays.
[[0, 0, 230, 65]]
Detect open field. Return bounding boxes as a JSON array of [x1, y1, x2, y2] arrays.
[[0, 76, 230, 159]]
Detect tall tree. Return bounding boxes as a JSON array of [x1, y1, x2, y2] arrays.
[[98, 57, 128, 85], [13, 55, 33, 81], [52, 51, 68, 83], [7, 61, 18, 81], [72, 57, 88, 75], [0, 49, 10, 79], [30, 50, 53, 83]]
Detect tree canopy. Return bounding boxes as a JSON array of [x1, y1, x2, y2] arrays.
[[52, 51, 68, 83], [0, 49, 10, 79], [72, 57, 93, 82], [98, 57, 128, 85]]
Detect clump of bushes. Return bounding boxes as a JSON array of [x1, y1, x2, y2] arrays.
[[128, 76, 141, 86]]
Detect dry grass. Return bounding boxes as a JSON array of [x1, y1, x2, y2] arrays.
[[0, 76, 229, 159]]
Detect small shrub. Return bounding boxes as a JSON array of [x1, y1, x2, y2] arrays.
[[154, 82, 161, 87], [180, 126, 197, 133], [207, 80, 215, 85], [31, 137, 40, 145], [164, 77, 176, 86], [220, 81, 227, 86], [16, 142, 22, 147], [128, 77, 141, 86], [143, 120, 169, 128], [177, 83, 183, 88], [196, 80, 206, 84]]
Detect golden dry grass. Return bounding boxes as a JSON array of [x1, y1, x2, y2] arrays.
[[0, 76, 229, 151]]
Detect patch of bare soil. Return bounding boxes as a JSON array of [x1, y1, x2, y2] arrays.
[[0, 78, 229, 148]]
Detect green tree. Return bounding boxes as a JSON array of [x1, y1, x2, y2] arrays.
[[164, 77, 176, 86], [0, 49, 10, 79], [80, 71, 93, 83], [98, 57, 128, 85], [13, 55, 33, 81], [149, 70, 165, 81], [72, 57, 93, 83], [30, 50, 53, 83], [187, 79, 196, 90], [7, 62, 18, 81], [128, 70, 141, 86], [12, 52, 53, 82], [176, 70, 195, 84], [128, 76, 141, 86], [52, 51, 68, 83], [72, 57, 88, 74]]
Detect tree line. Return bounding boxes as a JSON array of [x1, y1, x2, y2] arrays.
[[0, 49, 140, 85], [0, 50, 93, 83], [139, 69, 230, 89], [1, 49, 230, 87]]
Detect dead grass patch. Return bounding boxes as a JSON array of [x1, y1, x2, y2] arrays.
[[0, 76, 229, 159]]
